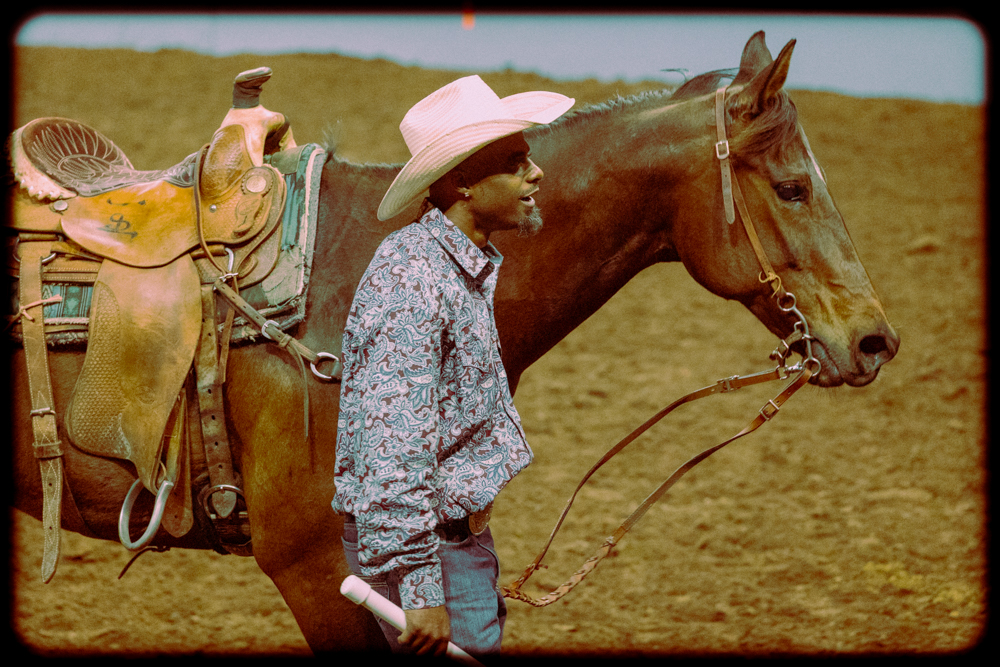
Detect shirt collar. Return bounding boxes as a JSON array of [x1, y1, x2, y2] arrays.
[[419, 207, 503, 283]]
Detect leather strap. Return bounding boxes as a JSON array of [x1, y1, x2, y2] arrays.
[[195, 284, 238, 518], [182, 369, 249, 553], [502, 365, 813, 606], [213, 278, 342, 441], [160, 391, 194, 537], [715, 87, 737, 225], [17, 240, 65, 582], [213, 279, 324, 367], [715, 86, 783, 297]]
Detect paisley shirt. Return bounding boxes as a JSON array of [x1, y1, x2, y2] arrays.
[[332, 207, 532, 610]]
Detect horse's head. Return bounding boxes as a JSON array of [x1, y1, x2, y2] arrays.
[[662, 32, 899, 387]]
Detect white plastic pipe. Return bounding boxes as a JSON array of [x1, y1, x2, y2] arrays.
[[340, 575, 484, 666]]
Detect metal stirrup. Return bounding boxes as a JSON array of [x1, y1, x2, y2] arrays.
[[118, 478, 175, 551]]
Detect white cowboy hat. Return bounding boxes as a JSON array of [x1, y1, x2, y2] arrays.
[[377, 75, 575, 221]]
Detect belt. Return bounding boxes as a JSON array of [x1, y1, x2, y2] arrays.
[[437, 503, 492, 541]]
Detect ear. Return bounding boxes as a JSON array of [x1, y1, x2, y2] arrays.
[[454, 165, 479, 190], [731, 38, 795, 119], [732, 31, 772, 85], [436, 168, 468, 195], [428, 169, 468, 210]]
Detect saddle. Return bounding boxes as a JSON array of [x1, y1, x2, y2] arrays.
[[7, 67, 336, 581]]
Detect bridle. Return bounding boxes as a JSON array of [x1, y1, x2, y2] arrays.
[[502, 85, 822, 606]]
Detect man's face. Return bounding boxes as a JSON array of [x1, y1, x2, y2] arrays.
[[458, 132, 545, 236]]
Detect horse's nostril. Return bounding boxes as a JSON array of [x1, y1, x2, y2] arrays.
[[859, 334, 889, 357]]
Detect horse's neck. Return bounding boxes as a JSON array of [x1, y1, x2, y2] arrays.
[[301, 97, 707, 387], [495, 101, 704, 386]]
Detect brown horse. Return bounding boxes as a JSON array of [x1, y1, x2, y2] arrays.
[[10, 32, 898, 653]]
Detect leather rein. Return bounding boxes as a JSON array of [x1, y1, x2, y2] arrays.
[[502, 85, 823, 606]]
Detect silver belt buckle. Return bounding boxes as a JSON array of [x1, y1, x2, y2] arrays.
[[468, 502, 493, 536]]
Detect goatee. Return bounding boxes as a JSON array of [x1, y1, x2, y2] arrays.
[[517, 206, 544, 237]]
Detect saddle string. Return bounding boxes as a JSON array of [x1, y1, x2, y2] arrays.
[[212, 279, 316, 439], [118, 545, 171, 579], [501, 85, 819, 606], [4, 294, 62, 331]]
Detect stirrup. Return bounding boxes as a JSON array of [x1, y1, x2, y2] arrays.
[[118, 477, 174, 551]]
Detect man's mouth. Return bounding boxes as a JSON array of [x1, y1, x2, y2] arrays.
[[520, 190, 538, 206]]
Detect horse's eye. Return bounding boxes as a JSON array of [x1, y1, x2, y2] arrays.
[[775, 182, 806, 202]]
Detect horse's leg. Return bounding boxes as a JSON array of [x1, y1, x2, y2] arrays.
[[225, 347, 388, 654]]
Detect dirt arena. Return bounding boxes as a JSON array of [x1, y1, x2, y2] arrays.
[[9, 43, 986, 657]]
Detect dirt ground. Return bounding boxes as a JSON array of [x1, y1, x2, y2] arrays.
[[8, 44, 987, 657]]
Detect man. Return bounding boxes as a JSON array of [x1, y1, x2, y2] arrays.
[[332, 75, 574, 657]]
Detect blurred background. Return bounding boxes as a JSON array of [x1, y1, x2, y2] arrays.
[[13, 10, 987, 104]]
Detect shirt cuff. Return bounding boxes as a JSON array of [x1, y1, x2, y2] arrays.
[[399, 560, 445, 610]]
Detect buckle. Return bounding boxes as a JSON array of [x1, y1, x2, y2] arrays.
[[715, 140, 730, 160], [260, 319, 281, 341], [468, 503, 493, 536], [719, 375, 740, 393]]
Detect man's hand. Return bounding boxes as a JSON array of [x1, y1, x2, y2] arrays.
[[400, 605, 451, 656]]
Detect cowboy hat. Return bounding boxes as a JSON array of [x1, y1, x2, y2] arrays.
[[377, 75, 575, 221]]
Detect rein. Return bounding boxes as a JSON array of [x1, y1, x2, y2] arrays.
[[501, 85, 822, 607]]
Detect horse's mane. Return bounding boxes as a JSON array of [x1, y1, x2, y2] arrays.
[[321, 140, 403, 175], [527, 65, 797, 159], [324, 65, 797, 167], [527, 88, 674, 137]]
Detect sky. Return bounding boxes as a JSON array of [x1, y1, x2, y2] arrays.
[[12, 11, 987, 105]]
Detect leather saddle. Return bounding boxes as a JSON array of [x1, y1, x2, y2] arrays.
[[7, 67, 310, 574]]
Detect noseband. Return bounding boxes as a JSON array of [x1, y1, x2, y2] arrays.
[[502, 86, 821, 607]]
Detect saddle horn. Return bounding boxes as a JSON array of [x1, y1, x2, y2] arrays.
[[229, 66, 293, 154], [232, 66, 273, 109]]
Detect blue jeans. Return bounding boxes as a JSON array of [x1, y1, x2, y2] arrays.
[[342, 518, 507, 657]]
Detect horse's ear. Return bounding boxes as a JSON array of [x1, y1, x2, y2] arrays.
[[731, 38, 796, 118], [732, 31, 772, 85]]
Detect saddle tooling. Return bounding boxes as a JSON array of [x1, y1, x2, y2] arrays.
[[6, 68, 337, 581]]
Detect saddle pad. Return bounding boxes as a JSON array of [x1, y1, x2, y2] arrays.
[[65, 255, 201, 493], [225, 143, 326, 342]]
